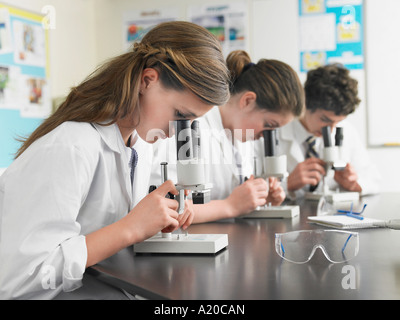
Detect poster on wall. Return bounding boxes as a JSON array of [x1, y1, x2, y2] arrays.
[[298, 0, 364, 72], [188, 2, 247, 56], [0, 8, 13, 54], [0, 6, 50, 118], [123, 8, 178, 52], [0, 3, 50, 169]]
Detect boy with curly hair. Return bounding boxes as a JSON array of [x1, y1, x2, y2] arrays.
[[278, 64, 381, 199]]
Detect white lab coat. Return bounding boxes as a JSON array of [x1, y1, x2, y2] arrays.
[[264, 119, 382, 199], [150, 106, 254, 200], [0, 121, 151, 299]]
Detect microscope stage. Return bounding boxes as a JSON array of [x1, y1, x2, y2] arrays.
[[241, 205, 300, 219], [133, 233, 228, 254]]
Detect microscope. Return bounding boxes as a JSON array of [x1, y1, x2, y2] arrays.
[[306, 126, 359, 202], [241, 129, 300, 219], [133, 120, 228, 254], [322, 125, 346, 172]]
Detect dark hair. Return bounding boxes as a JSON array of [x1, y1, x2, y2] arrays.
[[16, 21, 230, 158], [304, 64, 361, 115], [226, 50, 304, 117]]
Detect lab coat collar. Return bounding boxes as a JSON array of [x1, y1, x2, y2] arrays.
[[205, 106, 224, 131], [91, 122, 135, 209], [281, 119, 307, 141], [91, 122, 125, 154], [203, 106, 242, 183], [280, 120, 306, 160], [280, 120, 295, 141]]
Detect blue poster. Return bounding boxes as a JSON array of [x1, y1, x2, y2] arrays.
[[299, 0, 364, 72], [0, 4, 50, 168]]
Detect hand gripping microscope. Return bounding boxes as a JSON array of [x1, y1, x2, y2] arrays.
[[241, 129, 300, 219], [133, 120, 229, 254], [305, 126, 360, 202]]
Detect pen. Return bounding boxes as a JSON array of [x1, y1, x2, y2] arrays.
[[337, 203, 367, 215], [336, 203, 366, 220], [346, 213, 364, 220]]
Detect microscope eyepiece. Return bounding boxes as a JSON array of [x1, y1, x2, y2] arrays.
[[322, 126, 332, 147], [335, 127, 344, 146], [263, 129, 277, 157], [175, 120, 192, 161], [191, 120, 201, 159]]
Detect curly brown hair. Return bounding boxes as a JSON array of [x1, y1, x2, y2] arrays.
[[304, 64, 360, 116]]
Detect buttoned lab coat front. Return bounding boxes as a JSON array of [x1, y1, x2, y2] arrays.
[[150, 106, 253, 201], [268, 119, 382, 199], [0, 121, 150, 299]]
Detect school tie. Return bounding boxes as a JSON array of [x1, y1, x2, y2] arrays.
[[305, 136, 319, 159], [129, 147, 138, 185], [305, 136, 319, 192]]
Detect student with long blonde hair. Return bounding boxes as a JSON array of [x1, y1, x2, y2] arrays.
[[0, 21, 229, 299]]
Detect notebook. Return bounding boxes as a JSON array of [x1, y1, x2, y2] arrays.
[[308, 215, 382, 229]]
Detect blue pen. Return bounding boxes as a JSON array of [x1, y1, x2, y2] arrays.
[[337, 203, 367, 215], [336, 203, 367, 220], [346, 212, 364, 220]]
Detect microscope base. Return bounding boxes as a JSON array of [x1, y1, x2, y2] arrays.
[[133, 233, 228, 254], [241, 205, 300, 219], [305, 191, 360, 202]]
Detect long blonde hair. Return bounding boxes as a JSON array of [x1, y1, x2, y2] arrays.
[[16, 21, 230, 158]]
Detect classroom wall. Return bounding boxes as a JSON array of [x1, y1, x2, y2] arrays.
[[3, 0, 399, 192], [1, 0, 98, 98]]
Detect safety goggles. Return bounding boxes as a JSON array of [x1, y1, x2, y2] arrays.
[[275, 229, 359, 264]]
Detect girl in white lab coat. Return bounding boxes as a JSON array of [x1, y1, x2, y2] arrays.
[[0, 21, 230, 299], [151, 51, 304, 223]]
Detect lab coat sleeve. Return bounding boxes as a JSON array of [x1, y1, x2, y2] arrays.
[[280, 179, 306, 200], [0, 142, 94, 299]]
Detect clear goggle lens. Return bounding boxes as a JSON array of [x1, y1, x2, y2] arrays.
[[275, 230, 359, 264]]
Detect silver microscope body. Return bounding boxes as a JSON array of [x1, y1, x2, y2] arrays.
[[321, 126, 346, 172], [174, 119, 212, 211], [133, 120, 228, 254], [306, 126, 359, 202], [242, 129, 299, 219], [258, 129, 288, 180]]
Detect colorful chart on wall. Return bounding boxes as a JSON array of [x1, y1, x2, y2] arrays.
[[0, 3, 50, 169], [298, 0, 364, 72], [188, 2, 248, 56], [123, 8, 178, 52]]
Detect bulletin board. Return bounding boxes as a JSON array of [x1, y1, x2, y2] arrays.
[[0, 3, 50, 168], [298, 0, 364, 72]]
